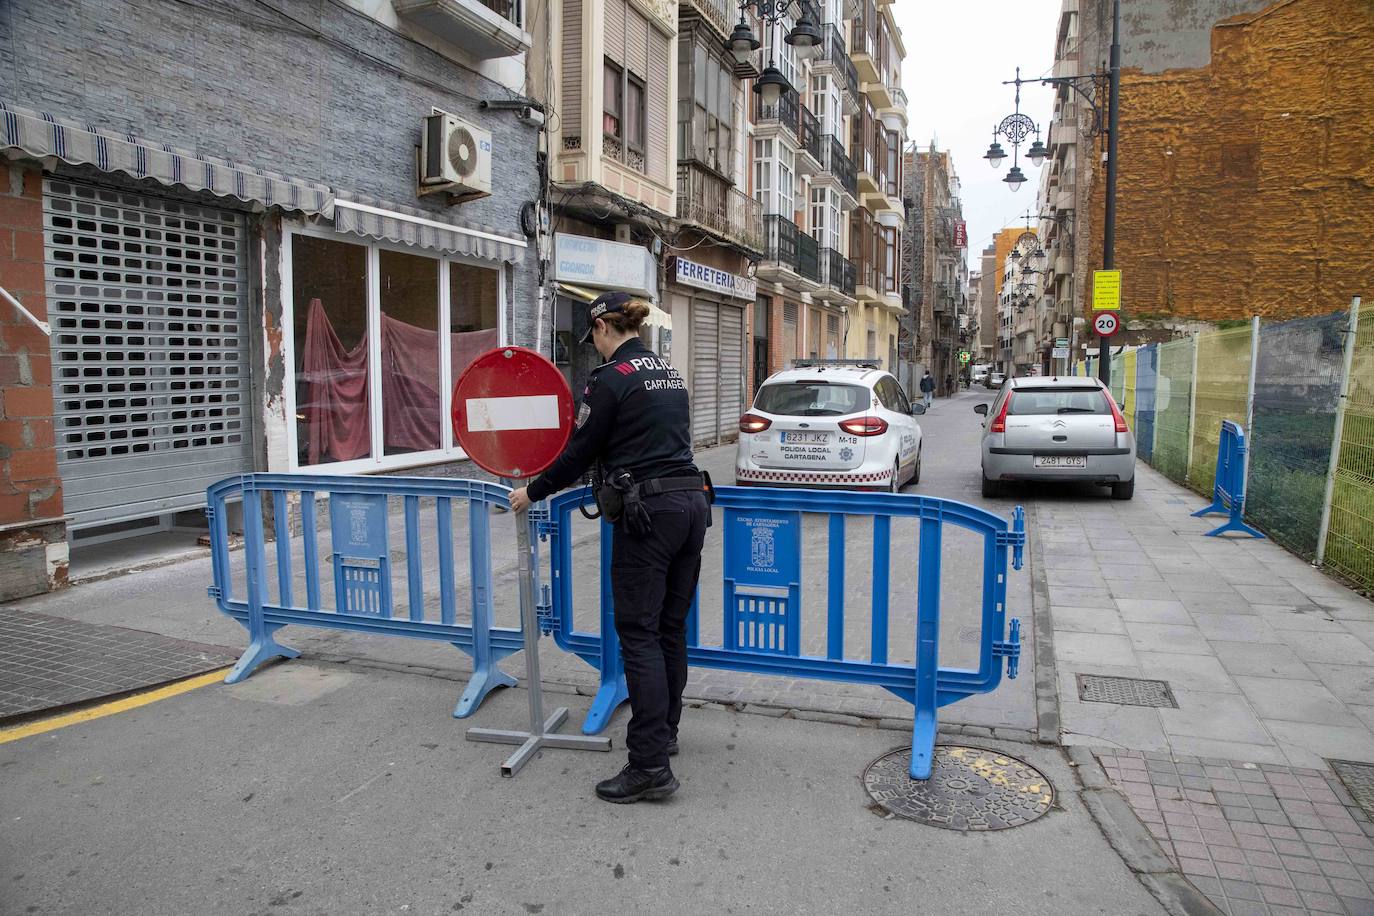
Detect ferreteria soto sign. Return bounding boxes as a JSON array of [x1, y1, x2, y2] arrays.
[[670, 256, 757, 301]]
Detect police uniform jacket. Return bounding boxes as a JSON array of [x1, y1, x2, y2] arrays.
[[526, 338, 697, 503]]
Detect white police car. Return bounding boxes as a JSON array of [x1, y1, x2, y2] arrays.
[[735, 360, 925, 493]]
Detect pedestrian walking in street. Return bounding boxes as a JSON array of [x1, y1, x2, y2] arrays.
[[944, 374, 954, 397], [511, 291, 709, 805], [919, 370, 935, 408]]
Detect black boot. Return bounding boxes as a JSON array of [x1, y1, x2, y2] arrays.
[[595, 763, 680, 804]]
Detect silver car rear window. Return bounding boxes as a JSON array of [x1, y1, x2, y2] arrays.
[[1008, 387, 1111, 415], [755, 382, 868, 416]]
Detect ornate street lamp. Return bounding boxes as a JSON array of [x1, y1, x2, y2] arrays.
[[727, 1, 822, 98], [991, 0, 1123, 385]]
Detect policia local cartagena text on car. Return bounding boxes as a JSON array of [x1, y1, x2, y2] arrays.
[[509, 291, 713, 805]]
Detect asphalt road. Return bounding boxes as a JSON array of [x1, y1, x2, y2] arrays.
[[0, 662, 1165, 916]]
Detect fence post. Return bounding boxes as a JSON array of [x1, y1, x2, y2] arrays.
[[1243, 315, 1261, 495], [1316, 298, 1361, 567], [1185, 332, 1200, 483]]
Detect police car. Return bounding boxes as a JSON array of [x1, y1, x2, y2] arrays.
[[735, 360, 925, 492]]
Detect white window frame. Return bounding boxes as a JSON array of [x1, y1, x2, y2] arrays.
[[279, 221, 507, 475]]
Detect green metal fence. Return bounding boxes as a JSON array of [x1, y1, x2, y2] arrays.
[[1188, 326, 1255, 496], [1153, 338, 1194, 484], [1324, 306, 1374, 590], [1123, 302, 1371, 592], [1247, 313, 1346, 559]]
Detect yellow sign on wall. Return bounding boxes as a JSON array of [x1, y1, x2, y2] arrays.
[[1093, 270, 1122, 311]]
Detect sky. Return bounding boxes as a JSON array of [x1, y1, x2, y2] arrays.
[[893, 0, 1066, 270]]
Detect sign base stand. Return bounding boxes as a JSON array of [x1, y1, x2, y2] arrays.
[[465, 501, 611, 776], [467, 707, 612, 777]]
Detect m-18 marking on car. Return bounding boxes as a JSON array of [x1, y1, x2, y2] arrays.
[[735, 359, 926, 493]]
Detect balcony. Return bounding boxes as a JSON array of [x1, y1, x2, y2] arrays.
[[1054, 56, 1079, 79], [814, 134, 858, 207], [1054, 188, 1075, 212], [1049, 120, 1078, 153], [816, 247, 857, 303], [854, 141, 880, 196], [753, 89, 799, 143], [676, 163, 765, 256], [759, 215, 822, 289], [394, 0, 530, 58], [679, 0, 734, 42], [933, 282, 956, 313], [797, 105, 823, 176], [878, 86, 908, 131], [811, 24, 861, 114], [865, 78, 894, 111], [850, 15, 880, 84]]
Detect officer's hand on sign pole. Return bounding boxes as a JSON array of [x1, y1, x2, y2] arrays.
[[509, 487, 532, 513]]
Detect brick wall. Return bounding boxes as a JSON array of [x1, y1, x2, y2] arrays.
[[1081, 0, 1374, 322], [0, 162, 67, 600]]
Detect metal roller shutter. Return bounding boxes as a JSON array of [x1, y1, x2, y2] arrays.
[[717, 303, 744, 444], [43, 179, 254, 531], [691, 299, 719, 446]]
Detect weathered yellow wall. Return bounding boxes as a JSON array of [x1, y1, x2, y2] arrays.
[[1085, 0, 1374, 321], [992, 227, 1026, 298]]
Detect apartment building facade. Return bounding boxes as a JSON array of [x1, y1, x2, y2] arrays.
[[0, 0, 540, 598], [750, 0, 908, 385], [902, 146, 965, 396]]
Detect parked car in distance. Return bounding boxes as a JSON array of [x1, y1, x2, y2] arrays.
[[736, 360, 925, 493], [974, 376, 1136, 499], [971, 365, 990, 385], [984, 371, 1006, 389]]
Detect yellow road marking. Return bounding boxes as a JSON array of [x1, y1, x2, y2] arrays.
[[0, 668, 228, 745]]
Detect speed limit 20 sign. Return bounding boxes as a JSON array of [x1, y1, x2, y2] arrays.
[[1093, 312, 1120, 337]]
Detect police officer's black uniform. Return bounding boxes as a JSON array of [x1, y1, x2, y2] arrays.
[[525, 298, 709, 802]]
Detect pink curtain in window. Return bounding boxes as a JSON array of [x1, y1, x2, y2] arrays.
[[301, 298, 498, 465]]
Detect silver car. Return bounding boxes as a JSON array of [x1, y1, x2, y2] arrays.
[[975, 376, 1136, 499]]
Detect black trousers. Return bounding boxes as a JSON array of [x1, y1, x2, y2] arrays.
[[610, 488, 710, 770]]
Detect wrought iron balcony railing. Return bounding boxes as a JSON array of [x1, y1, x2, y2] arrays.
[[796, 230, 820, 283], [821, 134, 857, 197], [764, 215, 819, 283], [799, 104, 823, 164], [753, 89, 800, 139], [676, 163, 764, 254], [820, 247, 856, 296]]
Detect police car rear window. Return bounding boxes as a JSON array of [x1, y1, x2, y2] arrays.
[[755, 383, 867, 416]]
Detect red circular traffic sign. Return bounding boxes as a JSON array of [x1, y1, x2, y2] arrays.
[[1093, 312, 1120, 337], [451, 347, 573, 480]]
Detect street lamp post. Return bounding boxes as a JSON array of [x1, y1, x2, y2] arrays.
[[986, 0, 1122, 387]]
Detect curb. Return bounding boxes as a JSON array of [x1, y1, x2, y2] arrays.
[[1069, 746, 1222, 916], [1024, 500, 1062, 745]]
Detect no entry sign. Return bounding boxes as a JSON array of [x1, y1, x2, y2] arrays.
[[1093, 312, 1120, 337], [451, 347, 574, 480]]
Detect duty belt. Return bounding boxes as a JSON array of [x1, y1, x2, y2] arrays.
[[636, 474, 707, 498]]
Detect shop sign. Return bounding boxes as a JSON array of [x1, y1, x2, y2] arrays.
[[669, 256, 757, 301], [554, 233, 658, 299]]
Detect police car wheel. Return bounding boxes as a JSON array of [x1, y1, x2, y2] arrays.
[[889, 460, 902, 493], [911, 449, 922, 486]]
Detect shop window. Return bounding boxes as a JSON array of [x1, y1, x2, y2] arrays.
[[290, 232, 501, 471]]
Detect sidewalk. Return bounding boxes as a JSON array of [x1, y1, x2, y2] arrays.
[[1039, 461, 1374, 915]]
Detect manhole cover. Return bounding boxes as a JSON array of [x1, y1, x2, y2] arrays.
[[1329, 759, 1374, 817], [1077, 674, 1178, 708], [862, 745, 1054, 830]]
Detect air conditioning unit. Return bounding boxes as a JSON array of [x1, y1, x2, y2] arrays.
[[419, 111, 492, 201]]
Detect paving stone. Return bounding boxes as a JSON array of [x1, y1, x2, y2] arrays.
[[1328, 876, 1374, 899], [1298, 890, 1345, 913], [1217, 861, 1256, 881], [1258, 884, 1302, 907], [1214, 845, 1249, 864], [1221, 879, 1264, 901]]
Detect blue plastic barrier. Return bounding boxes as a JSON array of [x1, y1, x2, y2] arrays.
[[1190, 421, 1265, 538], [540, 485, 1026, 780], [207, 474, 525, 716]]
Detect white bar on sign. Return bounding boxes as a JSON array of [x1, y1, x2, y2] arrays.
[[466, 395, 561, 431]]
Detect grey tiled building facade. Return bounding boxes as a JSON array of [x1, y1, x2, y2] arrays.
[[0, 0, 544, 595]]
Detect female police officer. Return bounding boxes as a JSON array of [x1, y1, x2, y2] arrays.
[[510, 291, 708, 804]]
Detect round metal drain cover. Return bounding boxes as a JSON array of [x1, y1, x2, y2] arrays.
[[862, 745, 1054, 830]]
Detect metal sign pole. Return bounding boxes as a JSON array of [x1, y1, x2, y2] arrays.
[[466, 493, 611, 776]]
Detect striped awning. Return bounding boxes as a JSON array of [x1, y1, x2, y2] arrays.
[[0, 100, 333, 217], [334, 195, 527, 264]]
